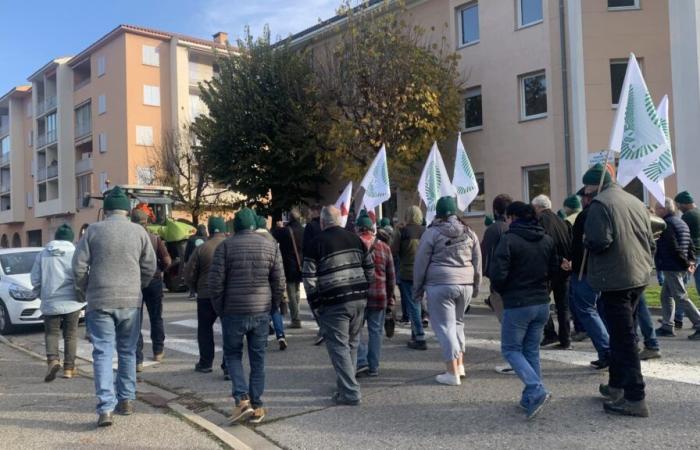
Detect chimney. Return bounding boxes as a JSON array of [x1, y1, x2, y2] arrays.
[[213, 32, 228, 45]]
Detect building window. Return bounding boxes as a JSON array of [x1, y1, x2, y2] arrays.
[[99, 171, 109, 192], [76, 173, 92, 208], [97, 55, 106, 77], [608, 0, 640, 10], [98, 132, 107, 153], [523, 164, 550, 202], [75, 102, 92, 138], [0, 136, 9, 156], [12, 233, 21, 248], [458, 2, 480, 47], [27, 229, 42, 247], [136, 166, 155, 185], [519, 71, 547, 120], [98, 95, 106, 115], [518, 0, 543, 28], [143, 85, 161, 107], [27, 130, 33, 147], [463, 87, 483, 130], [467, 172, 486, 214], [26, 192, 33, 208], [136, 126, 154, 146], [142, 45, 160, 67], [610, 58, 642, 106]]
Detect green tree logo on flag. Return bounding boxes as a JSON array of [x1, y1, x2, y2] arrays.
[[620, 85, 661, 161]]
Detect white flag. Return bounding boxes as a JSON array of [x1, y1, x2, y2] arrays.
[[610, 54, 668, 186], [418, 142, 456, 224], [452, 133, 479, 211], [639, 95, 674, 204], [334, 181, 353, 227], [360, 145, 391, 211]]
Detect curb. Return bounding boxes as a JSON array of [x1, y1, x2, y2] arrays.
[[0, 335, 275, 450]]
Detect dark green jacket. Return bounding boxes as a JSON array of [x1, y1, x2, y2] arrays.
[[584, 184, 654, 291]]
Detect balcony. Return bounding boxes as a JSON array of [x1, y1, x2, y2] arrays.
[[37, 164, 58, 182], [0, 124, 8, 137], [0, 153, 9, 166], [36, 130, 57, 148], [75, 157, 92, 175], [35, 96, 57, 116], [0, 182, 9, 194], [75, 121, 92, 140]]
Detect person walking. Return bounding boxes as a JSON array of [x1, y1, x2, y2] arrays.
[[257, 215, 287, 350], [208, 208, 285, 425], [185, 216, 228, 377], [653, 198, 700, 340], [490, 201, 559, 419], [398, 206, 427, 349], [675, 191, 700, 328], [355, 212, 396, 377], [303, 204, 326, 345], [185, 225, 208, 299], [583, 164, 654, 417], [480, 194, 514, 374], [272, 208, 305, 329], [532, 195, 572, 349], [31, 224, 83, 382], [73, 186, 156, 427], [132, 210, 172, 372], [413, 197, 481, 386], [302, 206, 374, 405]]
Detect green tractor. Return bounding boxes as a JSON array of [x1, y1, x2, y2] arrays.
[[86, 185, 196, 292]]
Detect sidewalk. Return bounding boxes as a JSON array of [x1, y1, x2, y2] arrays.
[[0, 343, 223, 450]]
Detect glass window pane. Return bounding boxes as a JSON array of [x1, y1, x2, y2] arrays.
[[464, 88, 482, 129], [526, 166, 550, 201], [608, 0, 636, 8], [521, 0, 543, 25], [461, 4, 479, 45], [610, 61, 627, 105], [468, 173, 485, 212], [523, 73, 547, 117]]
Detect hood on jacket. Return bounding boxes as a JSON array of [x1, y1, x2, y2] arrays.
[[404, 206, 423, 226], [508, 221, 545, 242], [432, 216, 466, 239], [45, 240, 75, 256]]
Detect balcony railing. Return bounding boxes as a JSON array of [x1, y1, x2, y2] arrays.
[[45, 96, 57, 111], [75, 158, 92, 175], [0, 182, 10, 194], [36, 130, 57, 148], [0, 124, 8, 137], [35, 96, 57, 116], [47, 164, 58, 179], [74, 78, 90, 91], [0, 153, 9, 166], [37, 167, 46, 181], [75, 121, 92, 140]]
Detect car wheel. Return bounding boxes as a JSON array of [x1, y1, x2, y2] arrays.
[[0, 301, 15, 335]]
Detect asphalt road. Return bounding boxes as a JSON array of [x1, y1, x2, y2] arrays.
[[3, 291, 700, 449]]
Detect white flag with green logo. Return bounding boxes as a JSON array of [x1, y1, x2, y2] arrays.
[[639, 95, 674, 204], [610, 53, 668, 187], [360, 145, 391, 211], [335, 181, 353, 227], [418, 142, 456, 223], [452, 133, 479, 211]]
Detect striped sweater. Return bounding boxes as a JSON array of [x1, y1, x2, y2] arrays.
[[302, 226, 374, 309]]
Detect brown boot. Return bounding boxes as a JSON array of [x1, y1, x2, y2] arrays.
[[228, 398, 254, 424], [62, 368, 77, 379], [44, 360, 61, 382]]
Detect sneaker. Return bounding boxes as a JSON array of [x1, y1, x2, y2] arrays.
[[314, 335, 325, 346], [590, 359, 610, 370], [551, 342, 572, 350], [398, 318, 410, 325], [639, 348, 661, 360], [527, 392, 552, 420], [688, 330, 700, 341], [153, 352, 164, 362], [435, 372, 461, 386], [540, 336, 558, 347], [356, 365, 369, 377], [407, 339, 427, 350], [495, 365, 515, 375], [229, 399, 254, 424], [332, 392, 360, 406], [603, 398, 649, 417], [599, 384, 624, 403], [62, 368, 77, 379], [248, 407, 266, 424], [194, 363, 213, 373], [97, 412, 113, 427], [223, 371, 231, 381], [458, 365, 466, 378], [136, 363, 144, 373], [675, 320, 684, 329], [115, 399, 134, 416], [571, 332, 589, 342], [368, 370, 379, 377], [655, 327, 676, 337], [289, 320, 302, 329], [44, 360, 61, 383], [422, 319, 429, 327], [278, 337, 288, 351]]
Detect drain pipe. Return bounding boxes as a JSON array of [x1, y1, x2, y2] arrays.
[[559, 0, 573, 194]]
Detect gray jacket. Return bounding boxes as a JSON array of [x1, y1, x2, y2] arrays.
[[208, 230, 285, 316], [72, 214, 157, 311], [31, 240, 83, 316], [584, 183, 654, 291], [413, 216, 481, 299]]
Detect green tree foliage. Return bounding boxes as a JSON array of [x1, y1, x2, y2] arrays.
[[314, 0, 463, 189], [193, 27, 328, 217]]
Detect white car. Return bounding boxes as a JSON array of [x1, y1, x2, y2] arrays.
[[0, 247, 84, 334]]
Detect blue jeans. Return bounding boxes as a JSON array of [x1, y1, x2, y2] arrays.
[[501, 303, 550, 414], [635, 293, 659, 350], [271, 305, 285, 339], [570, 277, 610, 360], [221, 314, 269, 407], [86, 308, 141, 414], [400, 281, 425, 341], [357, 308, 385, 372]]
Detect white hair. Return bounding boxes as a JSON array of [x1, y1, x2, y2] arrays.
[[663, 197, 677, 214], [320, 205, 341, 229], [531, 195, 552, 210]]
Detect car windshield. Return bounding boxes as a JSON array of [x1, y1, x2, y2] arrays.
[[0, 252, 39, 275]]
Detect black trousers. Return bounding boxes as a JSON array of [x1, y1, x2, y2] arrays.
[[197, 297, 225, 370], [602, 287, 645, 401], [543, 276, 571, 345], [137, 278, 165, 364]]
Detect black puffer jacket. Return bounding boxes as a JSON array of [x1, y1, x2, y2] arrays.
[[489, 220, 560, 309], [655, 214, 695, 272], [208, 230, 285, 316], [272, 219, 304, 282], [538, 209, 572, 278]]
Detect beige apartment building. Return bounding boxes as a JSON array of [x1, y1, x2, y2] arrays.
[[292, 0, 699, 234], [0, 25, 225, 246]]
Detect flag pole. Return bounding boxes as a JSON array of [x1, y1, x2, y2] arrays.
[[578, 148, 614, 281]]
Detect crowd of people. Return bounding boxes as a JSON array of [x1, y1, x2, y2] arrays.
[[28, 164, 700, 427]]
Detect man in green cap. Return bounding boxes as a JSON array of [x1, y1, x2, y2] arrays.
[[563, 194, 582, 227], [208, 207, 285, 424], [185, 216, 229, 377], [675, 191, 700, 326], [582, 163, 654, 417], [73, 186, 157, 427]]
